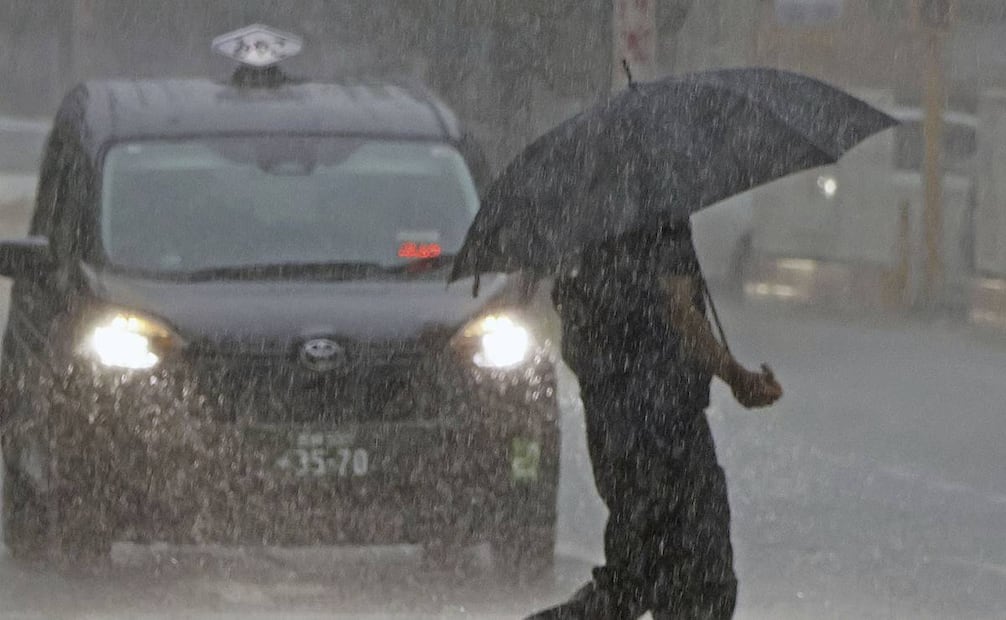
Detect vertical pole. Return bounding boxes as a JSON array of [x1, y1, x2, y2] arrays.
[[918, 0, 951, 307], [73, 0, 89, 81], [63, 0, 96, 88], [893, 200, 912, 308], [613, 0, 657, 92], [922, 21, 945, 305], [57, 1, 76, 92]]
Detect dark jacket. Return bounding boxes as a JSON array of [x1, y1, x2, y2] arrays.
[[552, 223, 711, 413]]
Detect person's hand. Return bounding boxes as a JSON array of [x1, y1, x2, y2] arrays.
[[731, 363, 782, 409]]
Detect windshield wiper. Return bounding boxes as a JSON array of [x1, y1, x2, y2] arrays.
[[177, 261, 388, 281]]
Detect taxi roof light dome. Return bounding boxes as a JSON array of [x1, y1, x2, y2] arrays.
[[212, 24, 303, 68]]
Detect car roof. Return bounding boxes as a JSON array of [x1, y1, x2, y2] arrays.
[[66, 76, 461, 158]]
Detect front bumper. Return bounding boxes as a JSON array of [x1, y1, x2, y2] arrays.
[[20, 351, 559, 546]]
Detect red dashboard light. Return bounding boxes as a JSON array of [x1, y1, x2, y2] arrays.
[[398, 242, 442, 259]]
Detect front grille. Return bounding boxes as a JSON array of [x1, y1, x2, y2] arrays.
[[187, 341, 432, 425]]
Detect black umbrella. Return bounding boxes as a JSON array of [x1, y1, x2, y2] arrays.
[[449, 67, 898, 289]]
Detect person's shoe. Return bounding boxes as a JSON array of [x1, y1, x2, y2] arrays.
[[524, 580, 634, 620]]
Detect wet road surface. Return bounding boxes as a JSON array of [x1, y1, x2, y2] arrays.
[[1, 293, 1005, 619]]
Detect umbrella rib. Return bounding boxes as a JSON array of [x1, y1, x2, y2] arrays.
[[686, 75, 853, 160], [450, 68, 897, 286]]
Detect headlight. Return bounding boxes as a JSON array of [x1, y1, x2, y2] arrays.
[[816, 174, 837, 199], [83, 312, 177, 370], [462, 313, 533, 369]]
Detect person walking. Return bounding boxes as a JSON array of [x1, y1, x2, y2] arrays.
[[528, 219, 782, 619]]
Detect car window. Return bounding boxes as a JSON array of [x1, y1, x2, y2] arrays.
[[98, 137, 479, 277], [892, 119, 976, 176]]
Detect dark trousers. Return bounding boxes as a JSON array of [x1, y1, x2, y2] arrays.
[[579, 374, 737, 620]]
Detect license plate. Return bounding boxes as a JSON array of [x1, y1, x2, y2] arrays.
[[273, 431, 371, 479]]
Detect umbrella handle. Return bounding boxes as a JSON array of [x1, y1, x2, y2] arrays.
[[699, 272, 730, 355]]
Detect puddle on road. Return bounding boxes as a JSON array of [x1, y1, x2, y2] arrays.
[[1, 543, 584, 618]]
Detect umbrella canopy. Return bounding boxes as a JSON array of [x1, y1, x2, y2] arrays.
[[450, 68, 898, 286]]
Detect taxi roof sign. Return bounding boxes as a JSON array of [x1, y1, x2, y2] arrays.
[[212, 24, 303, 67]]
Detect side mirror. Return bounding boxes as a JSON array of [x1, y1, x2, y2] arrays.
[[0, 237, 55, 279]]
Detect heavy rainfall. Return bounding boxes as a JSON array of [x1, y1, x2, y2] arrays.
[[0, 1, 1003, 619]]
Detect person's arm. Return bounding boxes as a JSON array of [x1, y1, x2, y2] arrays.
[[658, 274, 782, 408]]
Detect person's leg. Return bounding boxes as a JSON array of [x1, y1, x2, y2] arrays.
[[585, 376, 660, 615], [647, 412, 737, 620], [525, 377, 650, 620]]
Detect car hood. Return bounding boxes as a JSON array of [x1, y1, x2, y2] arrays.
[[81, 267, 510, 349]]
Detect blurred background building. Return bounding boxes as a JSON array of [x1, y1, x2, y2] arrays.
[[2, 0, 1006, 322], [2, 1, 999, 166]]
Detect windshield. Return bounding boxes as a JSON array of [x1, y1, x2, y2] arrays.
[[99, 137, 478, 277]]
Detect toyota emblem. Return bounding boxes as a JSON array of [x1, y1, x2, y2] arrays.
[[300, 338, 346, 372]]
